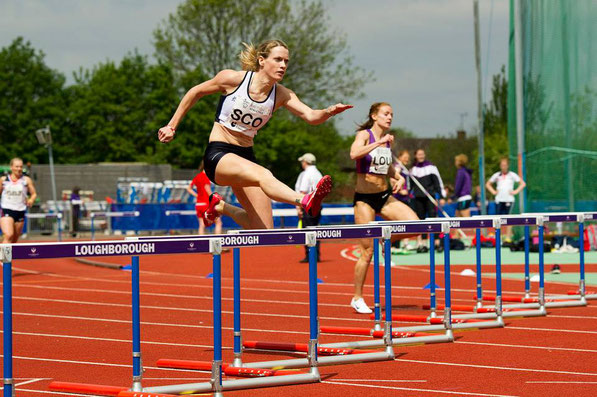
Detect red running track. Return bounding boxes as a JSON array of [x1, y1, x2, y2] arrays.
[[2, 241, 597, 397]]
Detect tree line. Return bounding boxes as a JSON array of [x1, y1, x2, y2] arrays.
[[0, 0, 508, 200]]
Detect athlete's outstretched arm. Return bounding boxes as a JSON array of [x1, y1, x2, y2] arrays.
[[158, 70, 243, 143], [279, 86, 352, 125], [349, 130, 393, 160]]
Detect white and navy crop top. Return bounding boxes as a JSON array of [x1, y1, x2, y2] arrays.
[[1, 175, 28, 211], [355, 130, 393, 175], [214, 71, 276, 138]]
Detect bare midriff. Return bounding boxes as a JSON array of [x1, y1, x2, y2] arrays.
[[209, 122, 255, 147], [355, 173, 389, 194]]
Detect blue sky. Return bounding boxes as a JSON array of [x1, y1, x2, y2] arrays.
[[0, 0, 509, 137]]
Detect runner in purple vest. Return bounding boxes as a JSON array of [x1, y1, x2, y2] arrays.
[[349, 102, 419, 313]]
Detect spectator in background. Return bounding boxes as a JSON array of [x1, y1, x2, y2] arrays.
[[187, 161, 223, 235], [472, 185, 482, 210], [71, 186, 82, 237], [295, 153, 323, 262], [486, 157, 526, 243], [410, 148, 445, 252], [453, 154, 473, 218], [1, 157, 37, 243]]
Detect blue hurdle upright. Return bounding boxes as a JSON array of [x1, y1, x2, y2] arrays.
[[481, 213, 588, 310], [148, 225, 397, 372]]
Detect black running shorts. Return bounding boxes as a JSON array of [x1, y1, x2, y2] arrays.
[[203, 141, 258, 184]]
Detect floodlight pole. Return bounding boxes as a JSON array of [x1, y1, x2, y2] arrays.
[[514, 0, 526, 212], [473, 0, 486, 214], [36, 126, 58, 211]]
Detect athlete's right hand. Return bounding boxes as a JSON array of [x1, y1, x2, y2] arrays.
[[158, 125, 176, 143], [379, 134, 394, 145]]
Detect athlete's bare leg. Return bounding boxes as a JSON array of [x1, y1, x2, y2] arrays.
[[214, 217, 223, 235], [1, 217, 16, 243], [379, 197, 419, 241], [198, 217, 206, 235], [353, 202, 376, 300], [13, 221, 24, 243], [228, 186, 273, 229], [214, 153, 304, 206]]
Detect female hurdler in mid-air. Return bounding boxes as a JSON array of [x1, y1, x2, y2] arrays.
[[158, 39, 352, 229]]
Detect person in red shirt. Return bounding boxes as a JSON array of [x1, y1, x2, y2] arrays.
[[186, 161, 222, 235]]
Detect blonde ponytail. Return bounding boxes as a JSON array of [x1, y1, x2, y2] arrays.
[[239, 42, 259, 71], [239, 39, 289, 72]]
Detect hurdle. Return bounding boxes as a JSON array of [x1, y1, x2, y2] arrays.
[[138, 225, 397, 372], [372, 219, 509, 330], [131, 231, 323, 395], [54, 231, 321, 395], [25, 212, 63, 241], [2, 232, 324, 396], [480, 213, 588, 309], [90, 211, 140, 240], [528, 212, 596, 303], [232, 222, 457, 354], [2, 236, 214, 397], [570, 211, 597, 299], [424, 216, 545, 320]]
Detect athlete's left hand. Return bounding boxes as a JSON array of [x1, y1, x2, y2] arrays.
[[326, 103, 354, 116], [158, 125, 176, 143]]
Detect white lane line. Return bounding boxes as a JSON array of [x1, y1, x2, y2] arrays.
[[14, 379, 46, 387], [329, 379, 427, 383], [526, 381, 597, 384], [323, 380, 519, 397], [14, 264, 551, 298], [0, 354, 209, 374], [13, 275, 535, 306], [9, 296, 371, 324], [455, 341, 597, 353], [2, 311, 309, 336], [507, 326, 597, 335], [395, 358, 597, 376], [547, 314, 597, 320], [3, 389, 93, 397], [0, 379, 51, 390], [2, 330, 220, 350]]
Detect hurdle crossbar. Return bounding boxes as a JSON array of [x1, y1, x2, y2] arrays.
[[90, 211, 140, 240], [25, 212, 63, 241]]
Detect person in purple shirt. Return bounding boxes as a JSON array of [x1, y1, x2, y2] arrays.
[[453, 154, 473, 217]]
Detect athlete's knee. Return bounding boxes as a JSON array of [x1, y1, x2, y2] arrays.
[[359, 244, 374, 261], [256, 167, 274, 181]]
